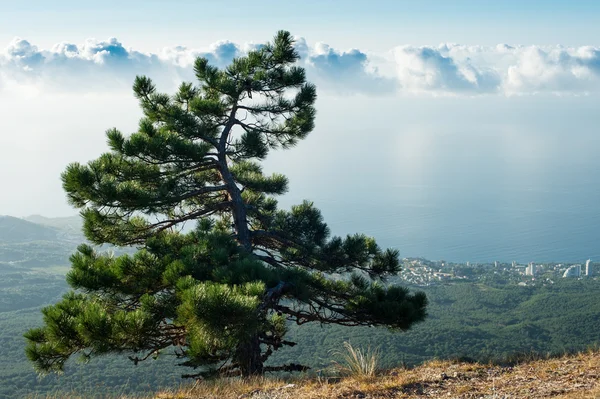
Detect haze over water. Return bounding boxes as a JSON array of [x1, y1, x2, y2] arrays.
[[1, 91, 597, 264], [271, 96, 600, 263]]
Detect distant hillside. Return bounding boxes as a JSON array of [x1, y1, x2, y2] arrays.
[[24, 214, 82, 233], [0, 215, 130, 265], [0, 215, 84, 265], [23, 214, 83, 242], [0, 216, 59, 243]]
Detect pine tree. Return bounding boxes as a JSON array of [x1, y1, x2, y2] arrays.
[[25, 31, 427, 378]]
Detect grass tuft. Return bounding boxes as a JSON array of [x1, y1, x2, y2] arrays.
[[331, 341, 380, 378]]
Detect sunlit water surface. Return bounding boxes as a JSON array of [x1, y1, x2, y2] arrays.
[[268, 96, 600, 262]]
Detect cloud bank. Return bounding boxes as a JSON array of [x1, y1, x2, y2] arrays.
[[1, 36, 600, 96], [393, 43, 600, 95], [0, 36, 386, 96]]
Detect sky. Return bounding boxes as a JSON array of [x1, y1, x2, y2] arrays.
[[2, 0, 600, 49], [1, 0, 599, 221]]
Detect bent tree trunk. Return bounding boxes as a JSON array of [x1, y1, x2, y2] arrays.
[[218, 153, 252, 252], [218, 118, 265, 376]]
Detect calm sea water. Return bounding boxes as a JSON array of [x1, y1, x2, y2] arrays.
[[270, 96, 600, 263]]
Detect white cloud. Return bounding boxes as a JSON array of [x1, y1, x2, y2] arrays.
[[302, 40, 395, 94], [504, 46, 600, 94], [394, 46, 501, 93], [1, 37, 165, 92], [160, 40, 242, 68], [0, 36, 388, 95], [1, 36, 600, 96], [393, 43, 600, 95]]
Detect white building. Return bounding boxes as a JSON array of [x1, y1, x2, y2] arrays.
[[525, 262, 536, 276], [563, 264, 581, 278], [586, 259, 592, 276]]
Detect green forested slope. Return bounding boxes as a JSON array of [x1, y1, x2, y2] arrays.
[[0, 265, 183, 399], [1, 217, 599, 397], [2, 258, 599, 398], [273, 280, 600, 369]]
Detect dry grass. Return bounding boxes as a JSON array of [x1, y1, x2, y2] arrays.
[[34, 348, 600, 398], [152, 348, 600, 399], [330, 341, 381, 378]]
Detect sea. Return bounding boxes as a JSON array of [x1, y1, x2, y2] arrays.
[[268, 95, 600, 263]]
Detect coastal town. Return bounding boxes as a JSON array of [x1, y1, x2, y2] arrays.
[[396, 257, 597, 286]]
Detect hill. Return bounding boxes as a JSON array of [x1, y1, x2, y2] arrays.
[[23, 214, 82, 236], [2, 217, 600, 397], [273, 279, 600, 369], [152, 349, 600, 399], [2, 277, 600, 398], [0, 215, 59, 243], [0, 215, 83, 267]]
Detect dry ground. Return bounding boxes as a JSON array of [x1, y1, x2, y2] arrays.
[[153, 349, 600, 399]]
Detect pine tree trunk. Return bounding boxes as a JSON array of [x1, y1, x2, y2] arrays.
[[216, 104, 253, 252], [236, 334, 263, 376], [220, 105, 261, 375], [218, 155, 252, 252]]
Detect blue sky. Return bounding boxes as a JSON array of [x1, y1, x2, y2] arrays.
[[0, 1, 599, 218], [2, 0, 600, 50]]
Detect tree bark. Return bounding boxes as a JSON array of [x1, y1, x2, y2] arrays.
[[217, 106, 263, 375], [236, 334, 263, 376], [218, 104, 253, 252], [218, 155, 252, 252]]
